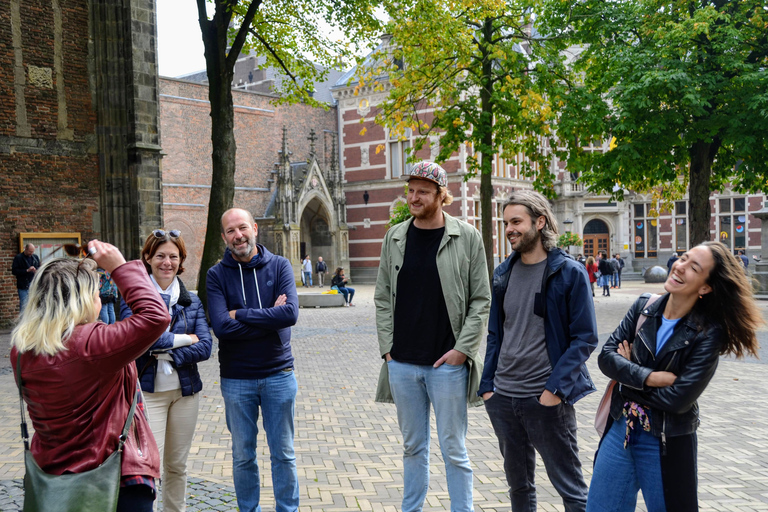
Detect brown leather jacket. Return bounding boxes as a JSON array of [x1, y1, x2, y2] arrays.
[[12, 260, 171, 477]]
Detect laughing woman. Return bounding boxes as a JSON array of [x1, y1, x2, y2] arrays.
[[121, 230, 212, 512], [587, 241, 762, 512]]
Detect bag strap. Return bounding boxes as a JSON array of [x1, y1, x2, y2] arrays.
[[635, 293, 662, 335], [16, 351, 139, 453]]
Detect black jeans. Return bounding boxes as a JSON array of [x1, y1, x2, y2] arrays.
[[485, 393, 588, 512], [117, 484, 155, 512]]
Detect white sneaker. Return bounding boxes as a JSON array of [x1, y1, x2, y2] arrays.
[[344, 303, 350, 307]]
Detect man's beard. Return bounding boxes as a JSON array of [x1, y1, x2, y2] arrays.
[[230, 235, 255, 258], [409, 197, 440, 220], [509, 224, 540, 254]]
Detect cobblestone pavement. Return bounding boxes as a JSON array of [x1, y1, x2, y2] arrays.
[[1, 282, 767, 511]]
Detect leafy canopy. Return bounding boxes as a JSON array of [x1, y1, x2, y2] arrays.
[[557, 0, 768, 205]]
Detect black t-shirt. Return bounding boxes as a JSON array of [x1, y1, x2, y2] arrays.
[[391, 224, 456, 365]]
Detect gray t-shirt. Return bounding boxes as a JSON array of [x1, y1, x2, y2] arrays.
[[494, 259, 552, 398]]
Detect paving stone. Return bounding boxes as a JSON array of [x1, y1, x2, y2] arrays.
[[0, 283, 767, 511]]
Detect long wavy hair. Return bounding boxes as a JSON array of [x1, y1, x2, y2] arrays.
[[692, 241, 762, 358], [12, 257, 100, 356], [502, 190, 559, 251]]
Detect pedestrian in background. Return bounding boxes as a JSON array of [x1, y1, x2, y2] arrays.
[[610, 254, 620, 288], [588, 241, 763, 512], [122, 229, 212, 512], [98, 267, 118, 324], [331, 267, 355, 307], [316, 256, 327, 288], [374, 161, 491, 512], [586, 256, 598, 297], [614, 253, 625, 288], [302, 255, 313, 287], [666, 252, 678, 275], [598, 251, 613, 296], [12, 243, 40, 314]]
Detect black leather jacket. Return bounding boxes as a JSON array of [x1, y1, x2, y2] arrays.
[[599, 293, 724, 445]]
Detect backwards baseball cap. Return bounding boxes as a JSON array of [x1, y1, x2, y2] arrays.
[[400, 161, 447, 187]]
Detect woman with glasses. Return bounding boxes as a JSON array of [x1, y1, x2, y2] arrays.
[[587, 242, 763, 512], [121, 229, 212, 512], [11, 241, 170, 511]]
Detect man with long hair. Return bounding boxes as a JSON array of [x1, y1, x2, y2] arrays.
[[480, 190, 598, 512]]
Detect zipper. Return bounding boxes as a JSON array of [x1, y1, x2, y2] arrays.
[[660, 351, 678, 456], [636, 330, 655, 361]]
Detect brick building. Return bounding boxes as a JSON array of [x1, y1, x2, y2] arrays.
[[0, 0, 163, 325]]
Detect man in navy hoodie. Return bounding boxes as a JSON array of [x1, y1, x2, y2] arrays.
[[207, 208, 300, 512]]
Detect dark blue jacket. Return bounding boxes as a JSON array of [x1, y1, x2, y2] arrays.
[[12, 252, 40, 290], [121, 278, 212, 396], [206, 245, 298, 379], [479, 248, 598, 404]]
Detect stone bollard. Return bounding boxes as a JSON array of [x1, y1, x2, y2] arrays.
[[644, 266, 668, 283]]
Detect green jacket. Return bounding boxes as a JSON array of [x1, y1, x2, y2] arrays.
[[374, 213, 491, 406]]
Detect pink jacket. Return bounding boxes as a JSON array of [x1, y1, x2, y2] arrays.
[[12, 260, 170, 477]]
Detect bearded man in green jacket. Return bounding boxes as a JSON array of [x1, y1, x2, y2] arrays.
[[374, 161, 491, 512]]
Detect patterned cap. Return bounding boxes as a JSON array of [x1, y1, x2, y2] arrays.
[[400, 161, 447, 187]]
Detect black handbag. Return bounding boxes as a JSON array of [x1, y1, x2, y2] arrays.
[[17, 352, 139, 512]]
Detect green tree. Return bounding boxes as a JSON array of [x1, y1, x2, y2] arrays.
[[358, 0, 574, 280], [194, 0, 382, 308], [558, 0, 768, 245]]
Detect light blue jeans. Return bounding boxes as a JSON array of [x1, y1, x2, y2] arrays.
[[387, 359, 473, 512], [587, 420, 666, 512], [18, 288, 28, 314], [99, 302, 115, 324], [221, 370, 299, 512]]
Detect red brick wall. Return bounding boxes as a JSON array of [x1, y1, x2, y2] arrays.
[[0, 0, 98, 324], [159, 78, 338, 288]]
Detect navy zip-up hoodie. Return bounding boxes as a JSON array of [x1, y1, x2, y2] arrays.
[[206, 245, 299, 379]]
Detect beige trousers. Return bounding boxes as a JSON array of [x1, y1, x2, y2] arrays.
[[145, 389, 200, 512]]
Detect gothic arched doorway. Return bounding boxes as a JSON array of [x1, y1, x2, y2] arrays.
[[583, 219, 609, 258], [299, 197, 334, 271]]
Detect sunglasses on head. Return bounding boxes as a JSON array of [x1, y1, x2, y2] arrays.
[[152, 229, 181, 239], [61, 243, 97, 274]]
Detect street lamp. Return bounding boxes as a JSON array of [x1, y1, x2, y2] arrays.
[[563, 218, 574, 233], [363, 191, 369, 205]]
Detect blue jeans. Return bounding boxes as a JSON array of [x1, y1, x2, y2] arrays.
[[587, 420, 666, 512], [484, 393, 588, 512], [387, 360, 473, 512], [303, 272, 312, 286], [611, 272, 618, 287], [99, 302, 115, 324], [18, 288, 28, 314], [221, 370, 299, 512], [337, 286, 355, 304]]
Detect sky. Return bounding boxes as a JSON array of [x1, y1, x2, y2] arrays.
[[156, 1, 209, 78]]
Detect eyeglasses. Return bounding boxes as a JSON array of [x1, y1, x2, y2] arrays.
[[153, 229, 181, 239]]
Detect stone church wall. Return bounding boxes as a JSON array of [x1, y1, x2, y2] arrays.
[[159, 78, 338, 289]]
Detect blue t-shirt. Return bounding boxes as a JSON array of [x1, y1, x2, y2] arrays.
[[656, 316, 681, 355]]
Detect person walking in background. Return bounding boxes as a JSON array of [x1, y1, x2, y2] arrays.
[[666, 252, 678, 275], [586, 256, 598, 298], [12, 243, 40, 314], [614, 253, 625, 288], [588, 242, 763, 512], [610, 254, 620, 288], [316, 256, 327, 288], [302, 255, 313, 287], [98, 267, 119, 324], [206, 208, 300, 512], [122, 229, 212, 512], [739, 250, 748, 270], [598, 251, 613, 296], [374, 161, 491, 512], [480, 190, 597, 512], [11, 241, 170, 511], [331, 267, 355, 307]]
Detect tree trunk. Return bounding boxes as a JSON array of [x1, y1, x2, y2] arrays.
[[687, 138, 721, 246], [479, 18, 495, 285], [195, 8, 237, 311]]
